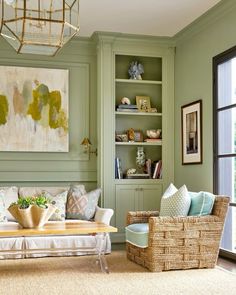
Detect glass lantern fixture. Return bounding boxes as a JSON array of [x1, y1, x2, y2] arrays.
[[0, 0, 80, 56]]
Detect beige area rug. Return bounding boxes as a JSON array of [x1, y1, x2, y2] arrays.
[[0, 250, 235, 295]]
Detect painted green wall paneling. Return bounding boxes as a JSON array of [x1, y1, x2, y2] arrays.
[[1, 0, 233, 207], [174, 0, 236, 192], [0, 37, 97, 185]]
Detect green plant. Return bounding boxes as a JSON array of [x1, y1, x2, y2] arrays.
[[10, 195, 52, 209], [35, 195, 51, 208]]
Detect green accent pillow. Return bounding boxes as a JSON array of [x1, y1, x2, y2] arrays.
[[125, 223, 149, 248], [188, 191, 215, 216]]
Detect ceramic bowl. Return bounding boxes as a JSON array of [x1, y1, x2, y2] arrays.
[[146, 129, 161, 139]]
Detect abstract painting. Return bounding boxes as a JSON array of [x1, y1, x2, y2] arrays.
[[0, 66, 69, 152]]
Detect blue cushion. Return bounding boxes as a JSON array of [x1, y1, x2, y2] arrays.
[[125, 223, 149, 248], [188, 191, 215, 216]]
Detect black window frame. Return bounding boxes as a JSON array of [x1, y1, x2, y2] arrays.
[[213, 45, 236, 195], [213, 45, 236, 259]]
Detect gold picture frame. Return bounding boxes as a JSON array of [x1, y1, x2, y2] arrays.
[[136, 96, 151, 112]]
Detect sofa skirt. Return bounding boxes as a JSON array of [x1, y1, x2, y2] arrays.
[[0, 234, 111, 259]]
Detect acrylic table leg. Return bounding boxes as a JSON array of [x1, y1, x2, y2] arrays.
[[96, 232, 109, 274]]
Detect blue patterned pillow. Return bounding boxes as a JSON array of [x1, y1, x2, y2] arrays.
[[188, 191, 215, 216], [43, 190, 68, 221]]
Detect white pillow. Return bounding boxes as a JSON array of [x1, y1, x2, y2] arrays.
[[163, 183, 178, 197], [160, 184, 191, 217], [0, 186, 18, 221]]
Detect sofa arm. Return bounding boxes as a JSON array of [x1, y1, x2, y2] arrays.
[[94, 206, 114, 225], [127, 211, 159, 226]]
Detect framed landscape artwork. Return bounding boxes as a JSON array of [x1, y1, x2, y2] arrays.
[[0, 66, 69, 152], [181, 100, 202, 164]]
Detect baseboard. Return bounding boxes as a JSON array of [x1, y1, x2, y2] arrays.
[[219, 249, 236, 261], [111, 232, 125, 243]]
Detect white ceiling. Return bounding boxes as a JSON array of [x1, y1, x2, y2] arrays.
[[79, 0, 222, 37]]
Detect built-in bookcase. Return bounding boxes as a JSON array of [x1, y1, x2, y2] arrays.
[[97, 34, 174, 242], [115, 54, 163, 179]]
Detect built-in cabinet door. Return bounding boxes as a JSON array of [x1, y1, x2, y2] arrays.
[[140, 185, 162, 211], [115, 185, 137, 233], [115, 184, 162, 235]]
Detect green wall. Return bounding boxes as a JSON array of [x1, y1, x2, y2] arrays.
[[1, 0, 236, 194], [0, 37, 97, 191], [174, 0, 236, 191]]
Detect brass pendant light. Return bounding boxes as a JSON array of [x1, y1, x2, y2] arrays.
[[0, 0, 80, 56]]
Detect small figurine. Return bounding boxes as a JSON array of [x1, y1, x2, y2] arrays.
[[127, 128, 135, 141], [128, 61, 144, 80]]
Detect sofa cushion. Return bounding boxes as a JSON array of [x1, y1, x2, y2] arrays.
[[160, 184, 191, 217], [0, 190, 8, 222], [125, 223, 149, 248], [42, 190, 68, 221], [66, 188, 101, 220], [0, 186, 18, 221], [19, 187, 69, 198], [188, 191, 215, 216], [94, 207, 114, 225]]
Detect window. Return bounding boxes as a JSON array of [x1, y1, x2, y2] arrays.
[[213, 46, 236, 258]]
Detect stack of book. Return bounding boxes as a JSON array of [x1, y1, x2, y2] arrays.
[[144, 138, 162, 143], [116, 104, 138, 113], [115, 157, 123, 179], [126, 173, 149, 179], [152, 160, 162, 179]]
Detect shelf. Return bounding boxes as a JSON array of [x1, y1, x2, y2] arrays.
[[115, 141, 162, 146], [115, 78, 162, 85], [115, 179, 163, 185], [115, 111, 162, 116]]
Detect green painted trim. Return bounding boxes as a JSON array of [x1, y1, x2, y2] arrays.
[[0, 171, 97, 182], [174, 0, 236, 43], [92, 31, 175, 46]]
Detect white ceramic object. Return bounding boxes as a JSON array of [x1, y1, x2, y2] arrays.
[[127, 168, 137, 175], [146, 129, 161, 139], [121, 97, 131, 105], [8, 204, 56, 228]]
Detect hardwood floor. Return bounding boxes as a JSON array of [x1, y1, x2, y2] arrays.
[[217, 257, 236, 273], [112, 243, 236, 273]]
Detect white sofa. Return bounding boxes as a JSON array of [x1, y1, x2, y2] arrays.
[[0, 186, 113, 259]]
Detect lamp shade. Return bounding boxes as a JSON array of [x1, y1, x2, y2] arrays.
[[0, 0, 80, 56]]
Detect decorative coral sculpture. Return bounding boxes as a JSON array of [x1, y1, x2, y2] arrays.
[[128, 61, 144, 80]]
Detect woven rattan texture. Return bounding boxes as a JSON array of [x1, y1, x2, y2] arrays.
[[126, 196, 230, 272]]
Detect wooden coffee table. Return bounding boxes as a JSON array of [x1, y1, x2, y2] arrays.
[[0, 221, 117, 273]]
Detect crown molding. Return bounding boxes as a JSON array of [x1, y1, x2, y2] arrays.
[[91, 31, 175, 47], [174, 0, 236, 44]]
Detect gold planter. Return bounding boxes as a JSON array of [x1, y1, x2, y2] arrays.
[[8, 204, 56, 229]]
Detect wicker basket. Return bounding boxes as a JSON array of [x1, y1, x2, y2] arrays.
[[126, 196, 230, 272], [8, 204, 56, 228]]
